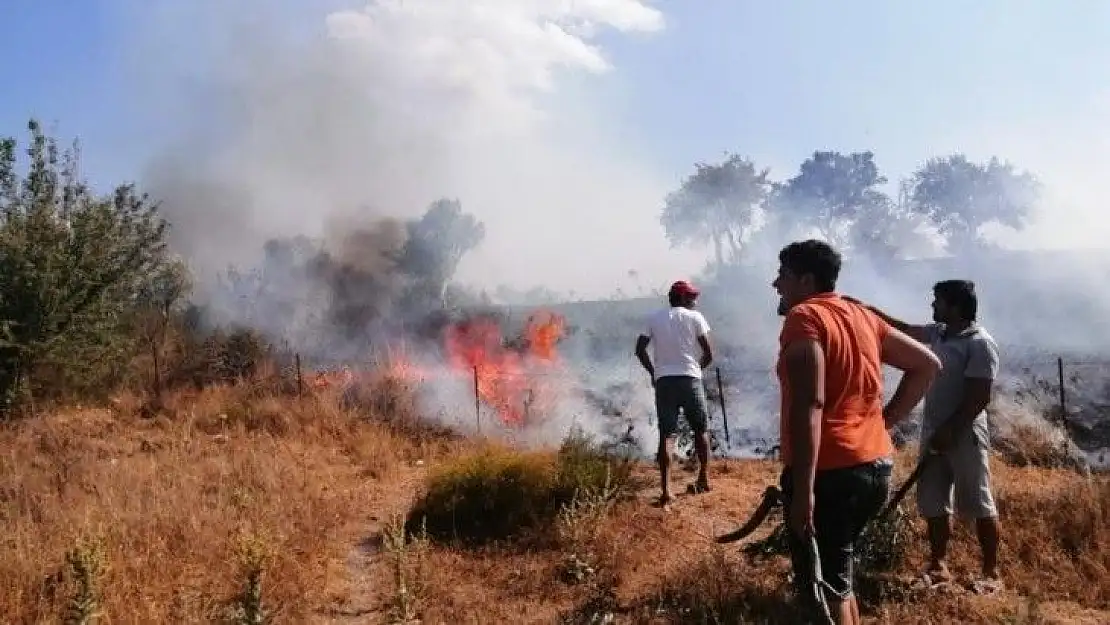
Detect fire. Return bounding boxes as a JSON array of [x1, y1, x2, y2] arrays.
[[443, 310, 568, 427], [309, 340, 426, 392]]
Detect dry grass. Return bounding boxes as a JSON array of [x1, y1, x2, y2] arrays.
[[0, 379, 461, 623], [1, 379, 1106, 624]]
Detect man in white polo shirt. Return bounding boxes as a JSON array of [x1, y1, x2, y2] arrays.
[[635, 280, 714, 506]]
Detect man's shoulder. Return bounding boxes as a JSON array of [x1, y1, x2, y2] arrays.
[[683, 308, 709, 323], [967, 325, 1000, 350]]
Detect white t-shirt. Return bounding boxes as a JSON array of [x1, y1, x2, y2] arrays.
[[643, 306, 711, 380]]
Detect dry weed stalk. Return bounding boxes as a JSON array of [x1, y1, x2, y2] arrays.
[[555, 467, 618, 585], [64, 535, 107, 625], [228, 530, 272, 625], [383, 514, 430, 624]]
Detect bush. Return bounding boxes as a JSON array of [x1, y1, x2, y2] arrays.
[[405, 430, 633, 546]]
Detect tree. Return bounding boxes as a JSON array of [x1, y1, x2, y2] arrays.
[[397, 198, 486, 308], [851, 179, 936, 262], [908, 154, 1039, 254], [0, 120, 174, 411], [134, 261, 192, 395], [771, 150, 889, 248], [660, 153, 771, 268]]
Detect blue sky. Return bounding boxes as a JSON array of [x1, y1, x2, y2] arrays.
[[3, 1, 1110, 284]]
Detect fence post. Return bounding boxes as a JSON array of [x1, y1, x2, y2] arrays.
[[295, 353, 303, 396], [715, 366, 731, 448], [1056, 356, 1067, 427], [473, 365, 480, 432]]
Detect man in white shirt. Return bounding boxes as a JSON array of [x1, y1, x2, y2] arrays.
[[635, 280, 714, 506]]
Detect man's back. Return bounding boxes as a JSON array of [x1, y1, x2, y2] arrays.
[[644, 307, 710, 379], [777, 293, 893, 470]]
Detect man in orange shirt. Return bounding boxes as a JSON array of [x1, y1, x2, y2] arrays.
[[773, 240, 941, 625]]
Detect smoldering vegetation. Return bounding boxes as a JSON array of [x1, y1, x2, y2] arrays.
[[8, 1, 1103, 462]]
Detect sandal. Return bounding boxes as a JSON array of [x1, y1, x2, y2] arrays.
[[971, 578, 1004, 596], [686, 480, 712, 495], [915, 566, 953, 589], [653, 494, 676, 509]]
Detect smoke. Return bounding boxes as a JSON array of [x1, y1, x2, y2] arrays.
[[105, 1, 1110, 457], [100, 0, 717, 451], [120, 0, 696, 300]]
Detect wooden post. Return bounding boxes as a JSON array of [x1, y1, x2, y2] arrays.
[[295, 353, 303, 396], [715, 366, 731, 448], [1057, 356, 1067, 426], [473, 365, 481, 431]]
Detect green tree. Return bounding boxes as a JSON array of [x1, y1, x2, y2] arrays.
[[908, 154, 1039, 254], [851, 179, 935, 262], [660, 153, 771, 268], [771, 150, 889, 248], [0, 120, 174, 412]]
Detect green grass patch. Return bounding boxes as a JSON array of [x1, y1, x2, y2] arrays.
[[405, 428, 635, 546]]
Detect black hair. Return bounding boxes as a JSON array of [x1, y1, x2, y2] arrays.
[[778, 239, 842, 293], [933, 279, 978, 321]]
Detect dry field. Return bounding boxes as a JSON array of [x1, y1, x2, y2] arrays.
[[0, 377, 1107, 624]]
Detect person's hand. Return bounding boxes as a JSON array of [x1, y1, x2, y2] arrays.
[[929, 422, 955, 453], [789, 489, 816, 539]]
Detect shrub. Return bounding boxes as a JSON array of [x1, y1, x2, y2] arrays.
[[405, 430, 633, 546]]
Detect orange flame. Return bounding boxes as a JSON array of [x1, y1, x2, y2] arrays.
[[443, 310, 567, 427]]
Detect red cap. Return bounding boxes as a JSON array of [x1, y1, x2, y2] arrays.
[[669, 280, 700, 298]]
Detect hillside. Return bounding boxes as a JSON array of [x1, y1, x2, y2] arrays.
[[2, 378, 1106, 624]]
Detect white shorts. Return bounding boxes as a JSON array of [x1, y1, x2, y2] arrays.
[[916, 428, 998, 520]]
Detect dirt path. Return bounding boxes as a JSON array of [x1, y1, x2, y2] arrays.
[[320, 462, 429, 624]]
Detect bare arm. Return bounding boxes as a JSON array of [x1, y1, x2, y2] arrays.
[[946, 378, 993, 432], [880, 326, 942, 428], [634, 335, 654, 380], [843, 296, 930, 343], [697, 333, 713, 370], [782, 338, 826, 506]]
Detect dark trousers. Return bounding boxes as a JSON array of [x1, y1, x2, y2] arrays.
[[779, 458, 892, 600]]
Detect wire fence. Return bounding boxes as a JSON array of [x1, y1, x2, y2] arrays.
[[289, 350, 1110, 449]]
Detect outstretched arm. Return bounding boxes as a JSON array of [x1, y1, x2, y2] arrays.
[[843, 296, 931, 343], [880, 327, 942, 428]]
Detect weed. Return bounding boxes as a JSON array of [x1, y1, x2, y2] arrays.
[[555, 470, 618, 584], [64, 535, 106, 625], [382, 514, 430, 624], [227, 530, 271, 625]]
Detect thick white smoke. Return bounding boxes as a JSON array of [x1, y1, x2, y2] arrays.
[[122, 0, 702, 300], [112, 0, 700, 452]]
